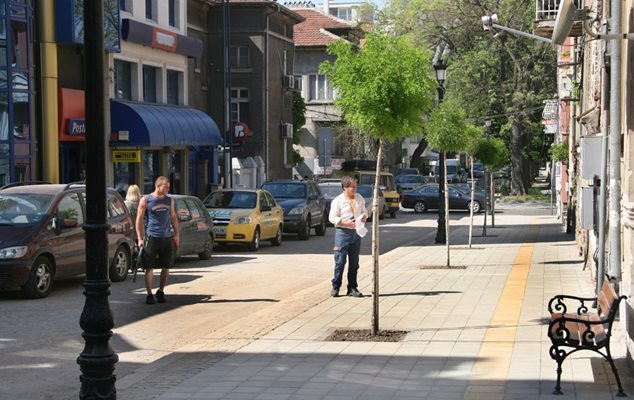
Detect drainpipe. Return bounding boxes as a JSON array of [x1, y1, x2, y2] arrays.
[[597, 21, 609, 294], [36, 0, 59, 183], [608, 0, 622, 280]]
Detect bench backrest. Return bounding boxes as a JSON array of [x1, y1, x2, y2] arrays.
[[598, 280, 621, 320]]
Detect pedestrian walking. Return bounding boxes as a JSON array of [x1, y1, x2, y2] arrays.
[[135, 176, 180, 304], [328, 176, 367, 297], [125, 184, 141, 228]]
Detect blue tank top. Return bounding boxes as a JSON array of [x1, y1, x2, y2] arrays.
[[145, 194, 174, 238]]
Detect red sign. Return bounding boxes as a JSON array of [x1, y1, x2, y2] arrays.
[[232, 121, 251, 142]]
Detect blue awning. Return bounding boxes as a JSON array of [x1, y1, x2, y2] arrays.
[[110, 100, 222, 147]]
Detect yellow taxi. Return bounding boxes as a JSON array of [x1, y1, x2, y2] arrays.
[[202, 189, 284, 251]]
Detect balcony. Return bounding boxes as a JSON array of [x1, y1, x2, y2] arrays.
[[533, 0, 583, 40]]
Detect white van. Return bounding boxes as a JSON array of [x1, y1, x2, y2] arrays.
[[433, 159, 465, 183]]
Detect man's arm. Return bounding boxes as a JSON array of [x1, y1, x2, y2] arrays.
[[169, 197, 180, 248], [135, 196, 147, 247]]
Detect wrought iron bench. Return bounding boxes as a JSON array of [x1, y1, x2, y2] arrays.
[[548, 280, 628, 396]]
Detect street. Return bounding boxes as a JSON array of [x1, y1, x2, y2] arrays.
[[0, 209, 464, 399]]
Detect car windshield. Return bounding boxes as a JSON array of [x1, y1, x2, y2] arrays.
[[318, 185, 341, 199], [204, 191, 257, 209], [261, 183, 306, 199], [0, 193, 54, 225], [356, 186, 373, 198]]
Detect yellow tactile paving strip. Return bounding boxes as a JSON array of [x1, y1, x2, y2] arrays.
[[464, 228, 536, 400]]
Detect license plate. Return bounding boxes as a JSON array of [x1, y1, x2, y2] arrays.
[[212, 227, 226, 235]]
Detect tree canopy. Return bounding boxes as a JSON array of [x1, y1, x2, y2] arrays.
[[320, 32, 437, 141]]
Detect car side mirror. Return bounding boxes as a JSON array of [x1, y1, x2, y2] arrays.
[[261, 204, 272, 212]]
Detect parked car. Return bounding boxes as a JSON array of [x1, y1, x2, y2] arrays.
[[261, 180, 326, 240], [0, 183, 135, 298], [493, 165, 511, 179], [203, 189, 283, 251], [434, 160, 467, 183], [333, 170, 400, 218], [317, 181, 342, 226], [356, 185, 385, 220], [400, 183, 485, 213], [172, 195, 214, 259], [471, 162, 485, 178], [395, 174, 428, 194], [450, 183, 486, 198]]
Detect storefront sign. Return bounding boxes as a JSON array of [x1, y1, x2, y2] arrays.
[[153, 28, 178, 52], [66, 119, 86, 135], [112, 150, 141, 163]]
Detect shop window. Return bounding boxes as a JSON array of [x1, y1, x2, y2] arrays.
[[143, 150, 160, 194], [166, 69, 181, 105], [0, 153, 8, 186], [231, 46, 250, 69], [231, 88, 250, 124], [114, 59, 132, 100], [10, 20, 26, 69], [0, 93, 8, 141], [143, 65, 158, 103], [12, 92, 28, 140], [14, 158, 29, 182]]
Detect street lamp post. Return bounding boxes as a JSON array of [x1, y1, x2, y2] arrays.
[[77, 1, 118, 398], [482, 119, 491, 237], [434, 59, 447, 244]]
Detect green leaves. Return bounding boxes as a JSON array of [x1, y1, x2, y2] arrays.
[[425, 99, 467, 153], [476, 138, 509, 170], [321, 32, 436, 142]]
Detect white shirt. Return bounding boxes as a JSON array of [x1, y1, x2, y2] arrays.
[[329, 192, 366, 229]]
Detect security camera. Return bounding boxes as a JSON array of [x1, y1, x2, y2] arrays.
[[481, 13, 498, 32]]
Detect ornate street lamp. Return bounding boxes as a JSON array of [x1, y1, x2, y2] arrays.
[[77, 1, 118, 398], [433, 59, 447, 244]]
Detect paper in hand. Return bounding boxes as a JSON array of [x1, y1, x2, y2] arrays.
[[355, 214, 368, 238]]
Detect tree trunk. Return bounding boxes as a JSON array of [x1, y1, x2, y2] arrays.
[[510, 120, 529, 195], [409, 137, 428, 172], [371, 139, 383, 336], [444, 156, 450, 267], [468, 156, 474, 248]]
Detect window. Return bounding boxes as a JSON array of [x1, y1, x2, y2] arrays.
[[56, 194, 84, 224], [231, 88, 250, 124], [107, 193, 126, 217], [167, 69, 180, 105], [114, 59, 132, 100], [168, 0, 176, 27], [308, 75, 334, 101], [231, 46, 250, 69], [145, 0, 153, 20], [143, 65, 157, 103]]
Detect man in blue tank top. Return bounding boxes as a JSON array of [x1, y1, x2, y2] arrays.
[[136, 176, 180, 304]]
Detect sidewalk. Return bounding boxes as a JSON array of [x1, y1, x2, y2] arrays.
[[145, 205, 633, 399]]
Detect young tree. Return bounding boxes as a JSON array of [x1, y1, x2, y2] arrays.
[[321, 32, 436, 335], [463, 125, 484, 248], [426, 99, 468, 267], [476, 137, 509, 233]]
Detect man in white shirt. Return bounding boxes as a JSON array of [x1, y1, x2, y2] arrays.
[[328, 176, 368, 297]]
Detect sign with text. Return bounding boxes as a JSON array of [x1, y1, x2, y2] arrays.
[[66, 119, 86, 135], [112, 150, 141, 163]]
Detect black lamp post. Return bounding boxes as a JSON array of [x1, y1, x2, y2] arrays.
[[77, 1, 118, 398], [433, 59, 447, 244], [482, 118, 491, 237]]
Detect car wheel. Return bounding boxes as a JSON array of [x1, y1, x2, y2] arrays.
[[109, 245, 130, 282], [22, 256, 54, 299], [468, 201, 481, 213], [198, 235, 213, 260], [414, 201, 427, 213], [249, 227, 260, 251], [298, 217, 311, 240], [315, 216, 326, 236], [271, 225, 283, 246]]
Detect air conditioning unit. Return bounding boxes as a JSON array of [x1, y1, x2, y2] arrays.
[[281, 123, 293, 139], [283, 75, 295, 89]]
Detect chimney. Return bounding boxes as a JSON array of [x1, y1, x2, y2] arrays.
[[323, 0, 329, 14]]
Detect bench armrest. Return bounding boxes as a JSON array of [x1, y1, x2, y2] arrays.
[[548, 294, 596, 315]]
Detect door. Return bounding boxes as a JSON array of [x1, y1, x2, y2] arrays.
[[52, 193, 86, 277], [175, 198, 194, 255], [184, 197, 210, 252]]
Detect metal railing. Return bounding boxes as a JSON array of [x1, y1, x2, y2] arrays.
[[535, 0, 580, 21]]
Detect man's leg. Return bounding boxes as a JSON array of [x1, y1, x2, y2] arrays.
[[145, 268, 154, 295], [346, 233, 362, 292], [331, 229, 350, 294], [159, 268, 170, 291]]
